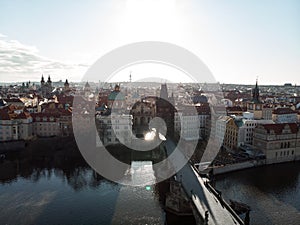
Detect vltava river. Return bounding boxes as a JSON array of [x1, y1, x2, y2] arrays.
[[0, 145, 167, 225], [215, 162, 300, 225]]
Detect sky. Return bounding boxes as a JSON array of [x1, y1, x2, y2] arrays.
[[0, 0, 299, 85]]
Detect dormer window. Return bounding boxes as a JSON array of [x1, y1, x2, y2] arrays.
[[43, 117, 47, 122]]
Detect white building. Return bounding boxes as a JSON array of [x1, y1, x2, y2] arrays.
[[272, 107, 298, 123], [175, 111, 200, 141], [174, 104, 211, 141], [234, 112, 274, 146], [0, 110, 33, 142], [0, 115, 16, 141], [96, 113, 133, 146], [196, 104, 211, 139], [32, 113, 61, 137], [215, 115, 230, 146], [16, 112, 34, 140]]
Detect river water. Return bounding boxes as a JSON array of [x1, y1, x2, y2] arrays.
[[0, 145, 168, 225], [1, 142, 299, 225], [215, 162, 300, 225]]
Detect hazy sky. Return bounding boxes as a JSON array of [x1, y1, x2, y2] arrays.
[[0, 0, 299, 84]]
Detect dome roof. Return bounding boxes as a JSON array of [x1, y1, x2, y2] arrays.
[[108, 90, 125, 101]]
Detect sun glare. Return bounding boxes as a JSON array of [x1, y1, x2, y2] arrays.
[[116, 0, 185, 42]]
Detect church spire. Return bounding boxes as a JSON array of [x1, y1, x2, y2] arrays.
[[252, 78, 260, 103], [41, 75, 45, 84], [47, 75, 52, 83]]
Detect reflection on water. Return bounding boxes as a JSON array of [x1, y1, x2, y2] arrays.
[[0, 141, 166, 225], [215, 162, 300, 225]]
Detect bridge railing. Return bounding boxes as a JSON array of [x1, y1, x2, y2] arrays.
[[191, 163, 245, 225]]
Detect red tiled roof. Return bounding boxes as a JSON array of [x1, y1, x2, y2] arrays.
[[31, 112, 60, 122], [196, 105, 211, 115], [273, 107, 296, 115], [263, 104, 273, 108], [261, 123, 298, 134], [16, 112, 32, 119], [0, 109, 10, 120], [3, 98, 23, 103], [226, 106, 246, 112], [57, 95, 74, 105], [43, 108, 72, 116]]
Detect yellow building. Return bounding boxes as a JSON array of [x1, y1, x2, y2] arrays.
[[224, 117, 239, 151]]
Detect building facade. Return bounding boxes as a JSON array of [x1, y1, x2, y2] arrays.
[[0, 110, 33, 142], [131, 98, 156, 134], [32, 113, 61, 137], [96, 113, 133, 146], [253, 123, 300, 164], [175, 106, 200, 141], [272, 107, 298, 123]]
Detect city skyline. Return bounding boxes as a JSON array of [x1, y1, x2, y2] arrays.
[[0, 0, 300, 85]]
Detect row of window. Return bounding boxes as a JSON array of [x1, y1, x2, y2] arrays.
[[246, 123, 257, 127], [0, 126, 10, 129], [280, 142, 291, 148], [275, 150, 294, 157], [35, 117, 56, 122]]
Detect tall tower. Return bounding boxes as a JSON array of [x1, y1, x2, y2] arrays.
[[160, 83, 168, 100], [41, 75, 45, 86], [47, 75, 52, 86], [252, 78, 260, 103], [64, 79, 70, 91], [247, 79, 263, 119], [40, 75, 52, 97], [84, 81, 91, 98]]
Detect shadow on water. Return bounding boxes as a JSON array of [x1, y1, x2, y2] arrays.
[[0, 137, 107, 189], [0, 137, 192, 225]]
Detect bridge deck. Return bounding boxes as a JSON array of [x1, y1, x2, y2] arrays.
[[165, 139, 244, 225]]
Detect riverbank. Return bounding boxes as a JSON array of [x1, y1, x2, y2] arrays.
[[212, 160, 265, 175], [0, 140, 26, 153], [0, 136, 77, 153], [212, 158, 300, 175]]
